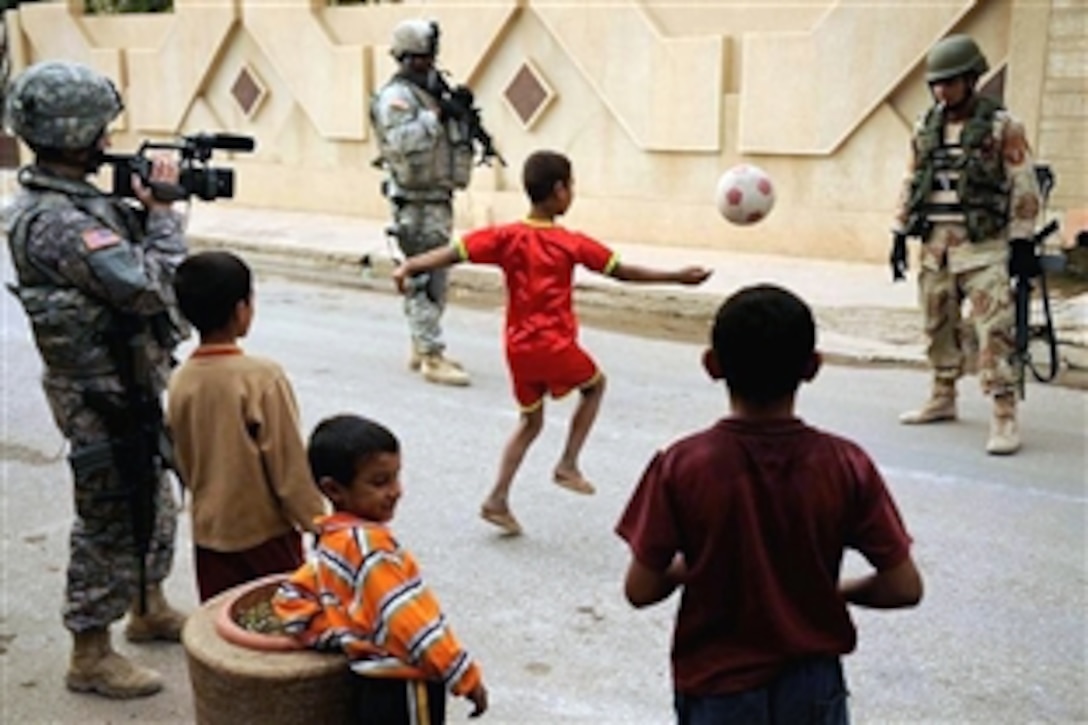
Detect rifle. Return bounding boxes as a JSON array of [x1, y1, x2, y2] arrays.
[[428, 71, 507, 168], [84, 314, 173, 614], [1010, 219, 1062, 400]]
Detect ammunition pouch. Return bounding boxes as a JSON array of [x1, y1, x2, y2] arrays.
[[445, 117, 474, 189], [67, 440, 115, 485]]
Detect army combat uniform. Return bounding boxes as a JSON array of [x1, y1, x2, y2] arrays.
[[895, 94, 1041, 452], [5, 57, 190, 699], [372, 18, 476, 386], [6, 168, 188, 633]]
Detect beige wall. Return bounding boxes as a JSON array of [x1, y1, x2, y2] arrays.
[[6, 0, 1085, 262]]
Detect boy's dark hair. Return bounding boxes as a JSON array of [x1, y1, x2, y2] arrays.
[[173, 251, 252, 334], [522, 150, 572, 204], [711, 284, 816, 404], [308, 414, 400, 487]]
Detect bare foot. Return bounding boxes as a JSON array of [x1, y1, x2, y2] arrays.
[[553, 469, 596, 495], [480, 505, 523, 536]]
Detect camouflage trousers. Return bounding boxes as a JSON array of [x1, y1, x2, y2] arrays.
[[392, 198, 453, 356], [44, 377, 178, 633], [916, 260, 1017, 396]]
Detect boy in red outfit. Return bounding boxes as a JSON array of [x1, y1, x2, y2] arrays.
[[393, 150, 711, 535], [616, 284, 923, 724]]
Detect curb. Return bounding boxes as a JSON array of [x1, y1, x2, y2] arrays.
[[187, 234, 1087, 390], [187, 233, 928, 368]]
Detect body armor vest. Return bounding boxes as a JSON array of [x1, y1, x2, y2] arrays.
[[906, 96, 1009, 242], [370, 77, 474, 198], [6, 167, 151, 377]]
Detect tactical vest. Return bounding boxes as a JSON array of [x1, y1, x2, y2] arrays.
[[906, 96, 1010, 242], [370, 78, 474, 197], [6, 167, 157, 378]]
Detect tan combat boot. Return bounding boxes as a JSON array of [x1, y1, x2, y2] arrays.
[[986, 392, 1021, 455], [66, 628, 163, 699], [420, 353, 471, 386], [123, 584, 187, 643], [408, 345, 423, 372], [899, 379, 957, 424]]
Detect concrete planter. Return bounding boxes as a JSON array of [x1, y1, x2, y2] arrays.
[[181, 574, 352, 724]]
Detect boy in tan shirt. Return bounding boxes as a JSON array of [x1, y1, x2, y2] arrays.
[[168, 251, 325, 601]]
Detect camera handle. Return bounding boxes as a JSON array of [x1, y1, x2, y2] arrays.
[[100, 153, 188, 202]]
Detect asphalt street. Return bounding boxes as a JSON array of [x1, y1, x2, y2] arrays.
[[1, 271, 1086, 723]]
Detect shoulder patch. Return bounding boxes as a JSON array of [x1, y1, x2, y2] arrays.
[[81, 228, 122, 251]]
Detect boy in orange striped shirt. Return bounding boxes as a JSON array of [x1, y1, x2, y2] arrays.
[[273, 414, 488, 723]]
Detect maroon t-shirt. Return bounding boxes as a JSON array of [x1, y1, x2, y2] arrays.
[[616, 417, 913, 696]]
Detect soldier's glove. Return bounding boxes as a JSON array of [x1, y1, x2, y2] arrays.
[[1008, 237, 1041, 280], [890, 231, 908, 282]]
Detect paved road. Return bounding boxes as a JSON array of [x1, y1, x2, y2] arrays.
[[2, 274, 1085, 723]]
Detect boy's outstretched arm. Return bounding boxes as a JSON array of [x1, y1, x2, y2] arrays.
[[840, 555, 923, 608], [392, 245, 461, 293], [611, 262, 712, 285], [624, 553, 687, 608]]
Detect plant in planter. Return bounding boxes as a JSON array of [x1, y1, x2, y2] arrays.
[[213, 574, 302, 652], [183, 574, 352, 725]]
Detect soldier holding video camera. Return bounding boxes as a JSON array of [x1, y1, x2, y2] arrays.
[[4, 59, 187, 698]]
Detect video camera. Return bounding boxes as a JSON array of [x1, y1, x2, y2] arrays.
[[102, 132, 256, 202]]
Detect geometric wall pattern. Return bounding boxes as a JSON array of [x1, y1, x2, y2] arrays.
[[4, 0, 1084, 261], [504, 61, 553, 129]]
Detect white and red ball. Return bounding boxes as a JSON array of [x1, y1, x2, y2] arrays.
[[714, 164, 775, 225]]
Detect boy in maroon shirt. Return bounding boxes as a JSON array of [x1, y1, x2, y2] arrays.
[[393, 150, 710, 535], [616, 284, 923, 724]]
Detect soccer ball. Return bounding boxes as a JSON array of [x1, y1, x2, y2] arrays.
[[715, 164, 775, 225]]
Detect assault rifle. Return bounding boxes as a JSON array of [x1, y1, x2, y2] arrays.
[[1011, 219, 1064, 400], [1008, 164, 1088, 400], [428, 72, 506, 168], [84, 314, 174, 614]]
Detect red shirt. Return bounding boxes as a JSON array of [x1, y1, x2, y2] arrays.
[[456, 220, 618, 355], [616, 417, 913, 696]]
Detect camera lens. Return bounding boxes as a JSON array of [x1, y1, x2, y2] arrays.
[[181, 167, 235, 201]]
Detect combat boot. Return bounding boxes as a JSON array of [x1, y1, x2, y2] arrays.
[[899, 379, 957, 424], [408, 345, 423, 372], [986, 392, 1021, 455], [66, 628, 163, 699], [123, 584, 187, 643], [420, 353, 470, 386]]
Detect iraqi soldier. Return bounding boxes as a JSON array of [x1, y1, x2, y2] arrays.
[[891, 34, 1042, 455], [372, 18, 474, 386], [4, 60, 188, 697]]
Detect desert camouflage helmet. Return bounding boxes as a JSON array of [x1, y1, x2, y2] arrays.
[[5, 60, 123, 150], [926, 34, 989, 83], [390, 19, 438, 60]]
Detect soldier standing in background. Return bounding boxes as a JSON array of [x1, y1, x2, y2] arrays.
[[371, 18, 475, 387], [890, 34, 1041, 455], [4, 60, 188, 698]]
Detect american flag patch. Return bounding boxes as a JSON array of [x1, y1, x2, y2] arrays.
[[81, 228, 121, 251]]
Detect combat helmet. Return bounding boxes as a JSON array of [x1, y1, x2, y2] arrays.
[[926, 34, 988, 83], [390, 19, 438, 60], [5, 60, 122, 150]]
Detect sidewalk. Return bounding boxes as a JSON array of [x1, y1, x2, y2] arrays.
[[183, 203, 1088, 373]]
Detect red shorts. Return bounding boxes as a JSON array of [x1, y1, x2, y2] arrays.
[[507, 343, 601, 411]]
